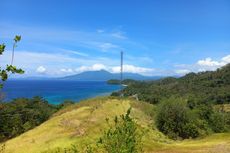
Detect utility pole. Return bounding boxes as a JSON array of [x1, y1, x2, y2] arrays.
[[120, 51, 123, 85], [120, 51, 123, 97]]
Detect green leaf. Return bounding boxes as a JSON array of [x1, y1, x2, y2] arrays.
[[0, 44, 5, 55], [0, 70, 8, 81], [14, 35, 21, 43], [6, 65, 24, 74]]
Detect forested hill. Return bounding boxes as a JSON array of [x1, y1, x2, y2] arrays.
[[119, 64, 230, 104]]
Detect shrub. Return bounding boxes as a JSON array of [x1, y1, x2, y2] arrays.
[[209, 111, 228, 132], [155, 97, 212, 139], [156, 98, 191, 139], [99, 108, 142, 153]]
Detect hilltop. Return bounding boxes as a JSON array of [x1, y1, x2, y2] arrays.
[[2, 97, 230, 153]]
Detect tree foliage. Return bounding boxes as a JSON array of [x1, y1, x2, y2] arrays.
[[99, 108, 143, 153], [118, 64, 230, 105], [156, 97, 230, 139], [0, 35, 24, 88], [0, 97, 63, 142]]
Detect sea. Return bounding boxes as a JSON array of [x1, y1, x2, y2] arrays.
[[1, 80, 121, 104]]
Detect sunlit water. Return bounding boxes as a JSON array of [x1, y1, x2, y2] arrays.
[[1, 80, 120, 104]]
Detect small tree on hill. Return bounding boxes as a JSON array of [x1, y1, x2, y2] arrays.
[[98, 108, 143, 153]]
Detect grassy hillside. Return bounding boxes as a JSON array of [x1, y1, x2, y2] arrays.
[[1, 97, 230, 153]]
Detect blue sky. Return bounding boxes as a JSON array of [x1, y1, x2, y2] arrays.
[[1, 0, 230, 77]]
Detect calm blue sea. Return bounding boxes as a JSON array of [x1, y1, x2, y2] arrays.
[[1, 80, 120, 104]]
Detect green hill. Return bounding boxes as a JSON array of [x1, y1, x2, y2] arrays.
[[120, 63, 230, 104], [2, 97, 230, 153]]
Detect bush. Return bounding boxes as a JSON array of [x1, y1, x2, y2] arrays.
[[156, 98, 191, 139], [209, 112, 228, 133], [99, 108, 142, 153], [155, 97, 212, 139]]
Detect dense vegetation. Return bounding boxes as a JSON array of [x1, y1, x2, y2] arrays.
[[112, 64, 230, 139], [107, 79, 121, 84], [0, 97, 72, 142], [107, 79, 138, 85], [156, 97, 230, 139], [117, 64, 230, 105]]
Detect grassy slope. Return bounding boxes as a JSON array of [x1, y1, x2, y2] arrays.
[[2, 97, 230, 153]]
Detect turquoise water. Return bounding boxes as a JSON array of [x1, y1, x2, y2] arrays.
[[2, 80, 120, 104]]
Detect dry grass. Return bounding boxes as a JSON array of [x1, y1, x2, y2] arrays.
[[214, 104, 230, 112], [1, 97, 230, 153]]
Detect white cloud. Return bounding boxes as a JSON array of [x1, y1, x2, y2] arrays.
[[197, 57, 224, 67], [111, 64, 155, 75], [0, 23, 126, 54], [0, 50, 118, 77], [92, 63, 107, 70], [60, 68, 73, 73], [196, 54, 230, 71], [97, 29, 105, 33], [60, 49, 89, 57], [99, 43, 118, 52], [36, 66, 46, 73], [222, 55, 230, 63], [175, 54, 230, 74], [111, 31, 126, 39], [175, 69, 190, 75], [75, 64, 107, 73], [74, 64, 155, 76]]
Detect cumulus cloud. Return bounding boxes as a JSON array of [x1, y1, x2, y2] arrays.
[[196, 54, 230, 71], [36, 66, 46, 74], [197, 58, 224, 67], [175, 54, 230, 74], [75, 64, 107, 73], [73, 64, 155, 76], [111, 64, 155, 75], [92, 63, 107, 70]]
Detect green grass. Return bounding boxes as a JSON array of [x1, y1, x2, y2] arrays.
[[2, 96, 230, 153]]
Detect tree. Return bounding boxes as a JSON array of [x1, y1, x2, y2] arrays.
[[99, 108, 143, 153], [0, 35, 24, 89], [156, 97, 202, 139]]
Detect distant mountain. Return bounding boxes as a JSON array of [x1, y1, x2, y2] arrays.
[[61, 70, 162, 81]]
